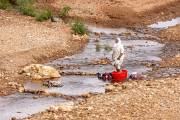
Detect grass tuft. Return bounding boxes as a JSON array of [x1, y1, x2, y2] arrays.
[[35, 9, 52, 22], [18, 5, 36, 16], [16, 0, 35, 6], [59, 5, 71, 17], [71, 20, 87, 36], [17, 0, 36, 17]]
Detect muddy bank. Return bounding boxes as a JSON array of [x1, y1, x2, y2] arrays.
[[44, 0, 180, 27], [159, 25, 180, 41], [0, 10, 88, 96]]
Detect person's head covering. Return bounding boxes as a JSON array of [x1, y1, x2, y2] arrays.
[[113, 37, 124, 53], [115, 38, 121, 44]]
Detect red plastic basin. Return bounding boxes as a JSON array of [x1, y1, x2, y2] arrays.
[[111, 70, 128, 83]]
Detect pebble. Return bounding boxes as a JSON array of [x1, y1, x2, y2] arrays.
[[8, 82, 21, 89], [49, 102, 74, 112], [82, 93, 91, 98], [18, 87, 25, 93], [105, 84, 115, 92], [33, 96, 38, 99], [11, 117, 17, 120], [43, 81, 63, 88]]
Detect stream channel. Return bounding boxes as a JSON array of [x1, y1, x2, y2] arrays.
[[0, 25, 167, 120]]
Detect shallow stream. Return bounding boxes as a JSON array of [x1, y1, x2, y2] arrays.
[[0, 26, 165, 120]]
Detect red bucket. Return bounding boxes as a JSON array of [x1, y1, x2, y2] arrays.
[[111, 70, 128, 83]]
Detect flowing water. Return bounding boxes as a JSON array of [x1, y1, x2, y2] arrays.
[[0, 93, 70, 120], [0, 27, 165, 120]]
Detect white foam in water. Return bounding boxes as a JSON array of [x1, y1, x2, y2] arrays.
[[149, 17, 180, 29]]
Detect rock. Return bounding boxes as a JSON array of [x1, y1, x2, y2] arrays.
[[11, 117, 17, 120], [51, 16, 61, 22], [175, 54, 180, 58], [10, 60, 13, 63], [8, 82, 21, 89], [122, 31, 132, 37], [49, 102, 74, 112], [121, 84, 127, 89], [58, 104, 74, 112], [94, 32, 101, 37], [18, 87, 25, 93], [86, 106, 93, 110], [82, 93, 91, 98], [43, 80, 63, 88], [49, 106, 59, 112], [72, 34, 89, 41], [20, 64, 61, 80], [33, 96, 38, 99], [105, 84, 115, 92]]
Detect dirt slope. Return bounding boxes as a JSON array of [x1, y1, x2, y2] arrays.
[[45, 0, 180, 27]]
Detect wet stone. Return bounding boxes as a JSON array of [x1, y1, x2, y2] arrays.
[[11, 117, 17, 120], [43, 80, 63, 88]]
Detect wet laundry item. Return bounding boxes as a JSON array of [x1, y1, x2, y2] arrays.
[[97, 73, 112, 82], [129, 72, 146, 80]]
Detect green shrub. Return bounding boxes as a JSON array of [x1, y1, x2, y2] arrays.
[[71, 20, 87, 36], [17, 0, 36, 16], [0, 0, 10, 9], [59, 5, 71, 17], [16, 0, 35, 6], [18, 5, 36, 16], [35, 9, 52, 21]]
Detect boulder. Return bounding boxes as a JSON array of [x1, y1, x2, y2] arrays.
[[20, 64, 61, 80]]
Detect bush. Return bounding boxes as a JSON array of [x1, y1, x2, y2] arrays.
[[18, 5, 36, 16], [17, 0, 36, 17], [0, 0, 10, 9], [59, 5, 71, 17], [35, 9, 52, 21], [16, 0, 35, 6], [71, 20, 87, 36]]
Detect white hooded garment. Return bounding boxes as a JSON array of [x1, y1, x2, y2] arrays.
[[112, 38, 124, 71]]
